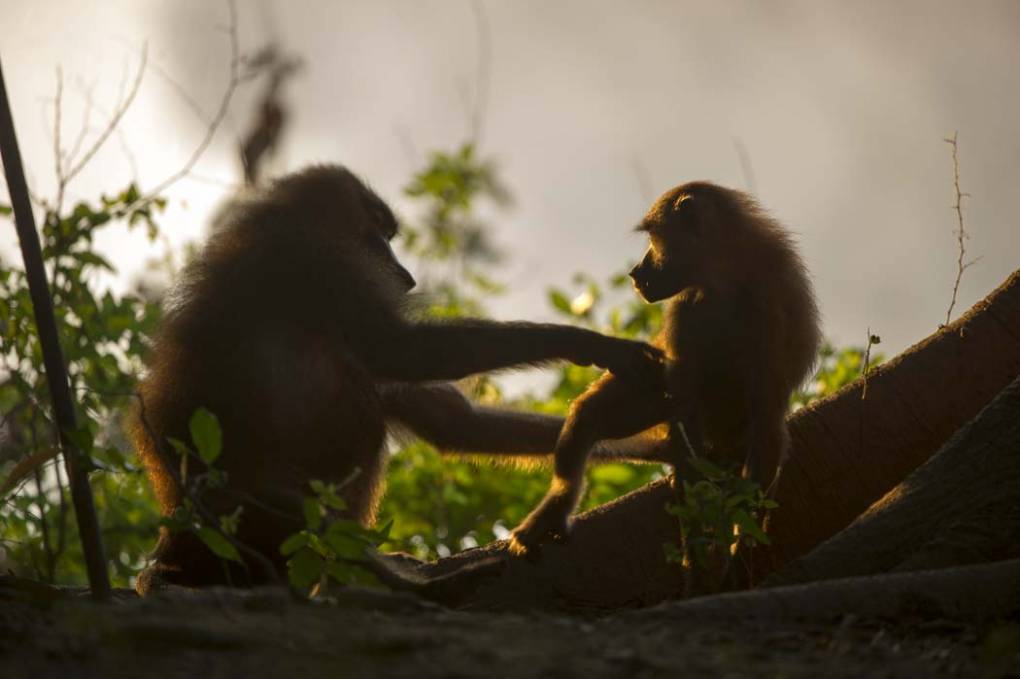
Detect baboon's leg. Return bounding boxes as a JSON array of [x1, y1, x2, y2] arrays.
[[509, 375, 670, 555]]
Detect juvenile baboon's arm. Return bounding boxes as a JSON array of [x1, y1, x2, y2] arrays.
[[379, 382, 669, 463], [360, 319, 662, 383]]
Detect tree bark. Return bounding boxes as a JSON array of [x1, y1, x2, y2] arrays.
[[402, 270, 1020, 610], [758, 268, 1020, 576], [766, 374, 1020, 586]]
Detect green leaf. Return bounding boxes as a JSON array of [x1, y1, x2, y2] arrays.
[[375, 519, 393, 542], [188, 408, 222, 464], [325, 518, 380, 545], [324, 560, 356, 583], [280, 532, 310, 556], [324, 531, 370, 560], [732, 509, 769, 545], [166, 436, 189, 453], [303, 497, 322, 531], [322, 493, 347, 511], [0, 204, 12, 217], [548, 290, 572, 315], [196, 526, 242, 563], [662, 542, 683, 564], [287, 547, 323, 589], [78, 252, 115, 272]]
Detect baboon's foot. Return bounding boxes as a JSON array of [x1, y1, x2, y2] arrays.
[[508, 494, 573, 558]]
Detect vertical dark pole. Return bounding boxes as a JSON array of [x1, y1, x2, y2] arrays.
[[0, 57, 111, 598]]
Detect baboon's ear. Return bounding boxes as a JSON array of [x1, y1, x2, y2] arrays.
[[672, 194, 693, 211], [671, 194, 702, 236]]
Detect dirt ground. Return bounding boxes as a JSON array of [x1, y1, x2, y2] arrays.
[[2, 585, 1017, 679]]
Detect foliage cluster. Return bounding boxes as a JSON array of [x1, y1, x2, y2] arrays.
[[0, 187, 165, 584]]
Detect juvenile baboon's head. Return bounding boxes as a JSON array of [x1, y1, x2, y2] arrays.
[[271, 165, 417, 293], [629, 181, 737, 302]]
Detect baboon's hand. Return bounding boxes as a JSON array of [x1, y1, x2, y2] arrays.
[[588, 337, 665, 384]]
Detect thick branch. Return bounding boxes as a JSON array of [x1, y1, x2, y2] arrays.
[[400, 269, 1020, 609], [767, 374, 1020, 585]]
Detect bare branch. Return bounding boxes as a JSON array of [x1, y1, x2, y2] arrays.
[[148, 60, 213, 127], [942, 132, 979, 326], [61, 44, 147, 188], [860, 329, 880, 401], [0, 446, 59, 498], [113, 0, 244, 216], [62, 82, 95, 171], [51, 67, 63, 211]]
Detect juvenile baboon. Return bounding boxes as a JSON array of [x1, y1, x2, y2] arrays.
[[510, 181, 821, 554], [132, 165, 661, 589]]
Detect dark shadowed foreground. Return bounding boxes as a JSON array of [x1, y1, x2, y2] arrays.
[[2, 581, 1014, 679]]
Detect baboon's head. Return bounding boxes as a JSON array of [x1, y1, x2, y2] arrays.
[[271, 165, 417, 293], [629, 181, 734, 303]]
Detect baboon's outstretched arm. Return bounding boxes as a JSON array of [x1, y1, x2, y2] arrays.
[[360, 320, 660, 383], [380, 382, 670, 463]]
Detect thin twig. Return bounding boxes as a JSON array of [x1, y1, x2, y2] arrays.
[[112, 0, 244, 218], [51, 67, 64, 212], [61, 44, 147, 188], [32, 469, 55, 581], [62, 81, 96, 172], [52, 451, 69, 562], [860, 329, 880, 401], [148, 60, 213, 126], [943, 132, 978, 326]]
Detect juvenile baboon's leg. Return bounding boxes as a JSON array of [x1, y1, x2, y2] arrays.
[[509, 375, 671, 555]]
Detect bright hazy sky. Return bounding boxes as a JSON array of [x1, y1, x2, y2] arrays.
[[1, 1, 1018, 393]]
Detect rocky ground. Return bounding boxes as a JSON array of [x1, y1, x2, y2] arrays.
[[2, 583, 1017, 679]]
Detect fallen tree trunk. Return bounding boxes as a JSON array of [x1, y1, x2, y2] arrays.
[[402, 270, 1020, 609], [766, 374, 1020, 585], [628, 558, 1020, 622]]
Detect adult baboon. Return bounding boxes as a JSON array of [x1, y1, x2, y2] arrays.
[[510, 181, 821, 555], [132, 165, 661, 589]]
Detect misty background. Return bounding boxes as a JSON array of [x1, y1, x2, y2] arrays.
[[2, 0, 1018, 394]]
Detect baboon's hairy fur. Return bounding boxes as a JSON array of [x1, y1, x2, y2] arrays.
[[132, 165, 658, 588], [511, 181, 821, 554]]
